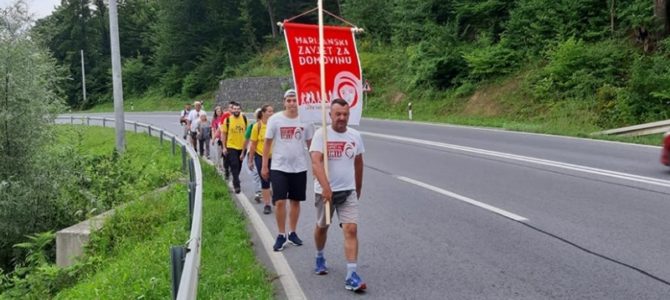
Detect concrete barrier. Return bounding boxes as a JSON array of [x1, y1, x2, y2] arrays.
[[56, 209, 115, 267], [214, 77, 293, 111]]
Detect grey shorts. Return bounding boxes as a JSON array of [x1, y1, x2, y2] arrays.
[[315, 192, 359, 228]]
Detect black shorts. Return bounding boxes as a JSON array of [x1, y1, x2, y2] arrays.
[[270, 170, 307, 203]]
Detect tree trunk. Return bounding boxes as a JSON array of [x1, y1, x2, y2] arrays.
[[610, 0, 615, 35], [655, 0, 669, 36], [265, 0, 277, 38]]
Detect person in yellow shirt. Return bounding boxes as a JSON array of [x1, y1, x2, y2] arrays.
[[248, 104, 274, 214], [221, 101, 247, 194]]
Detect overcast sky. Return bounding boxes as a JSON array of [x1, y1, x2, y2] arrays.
[[0, 0, 60, 19]]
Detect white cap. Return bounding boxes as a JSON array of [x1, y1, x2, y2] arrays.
[[284, 89, 296, 98]]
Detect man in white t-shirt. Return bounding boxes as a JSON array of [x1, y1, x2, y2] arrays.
[[261, 89, 314, 252], [310, 98, 366, 292], [187, 101, 206, 151]]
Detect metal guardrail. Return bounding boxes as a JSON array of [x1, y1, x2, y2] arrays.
[[595, 119, 670, 136], [56, 116, 203, 300]]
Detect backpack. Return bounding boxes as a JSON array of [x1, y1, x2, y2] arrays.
[[199, 125, 211, 141], [256, 121, 263, 141], [226, 114, 247, 132]]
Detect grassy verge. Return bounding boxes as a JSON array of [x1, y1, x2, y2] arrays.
[[1, 126, 273, 298], [55, 184, 189, 299], [197, 163, 274, 299], [57, 161, 274, 298]]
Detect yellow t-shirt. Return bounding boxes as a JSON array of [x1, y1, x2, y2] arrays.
[[250, 121, 272, 157], [221, 116, 246, 150]]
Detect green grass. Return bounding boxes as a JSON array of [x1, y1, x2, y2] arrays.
[[56, 125, 183, 191], [55, 185, 189, 299], [1, 126, 273, 298], [56, 161, 273, 299], [198, 164, 274, 299]]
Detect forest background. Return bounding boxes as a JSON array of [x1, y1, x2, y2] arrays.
[[29, 0, 670, 132]]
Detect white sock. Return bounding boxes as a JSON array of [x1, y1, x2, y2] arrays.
[[316, 250, 324, 258], [346, 263, 357, 279]]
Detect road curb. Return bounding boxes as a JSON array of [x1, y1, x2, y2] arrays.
[[201, 158, 307, 300]]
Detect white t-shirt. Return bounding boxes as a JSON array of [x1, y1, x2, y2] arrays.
[[309, 126, 365, 193], [188, 109, 206, 130], [265, 112, 314, 173]]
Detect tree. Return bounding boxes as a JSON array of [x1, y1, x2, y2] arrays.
[[0, 0, 64, 269], [655, 0, 669, 35]]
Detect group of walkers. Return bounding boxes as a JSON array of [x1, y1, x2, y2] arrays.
[[179, 89, 367, 292]]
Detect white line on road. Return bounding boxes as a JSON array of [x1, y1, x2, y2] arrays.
[[396, 176, 529, 222], [362, 131, 670, 189], [362, 118, 661, 149]]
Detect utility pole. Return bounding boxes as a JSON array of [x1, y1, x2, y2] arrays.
[[80, 49, 87, 105], [109, 0, 125, 153]]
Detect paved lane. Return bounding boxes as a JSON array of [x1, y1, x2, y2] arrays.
[[71, 113, 670, 299]]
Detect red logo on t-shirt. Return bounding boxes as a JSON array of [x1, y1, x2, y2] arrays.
[[327, 141, 355, 159], [280, 127, 304, 140]]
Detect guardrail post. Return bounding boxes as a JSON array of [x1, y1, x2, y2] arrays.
[[160, 130, 164, 145], [181, 145, 187, 173], [133, 122, 138, 133], [188, 158, 195, 183], [148, 126, 152, 136], [187, 181, 195, 230], [171, 136, 176, 155], [70, 116, 74, 124], [170, 246, 187, 300], [102, 118, 107, 127], [86, 116, 90, 126], [187, 158, 196, 230]]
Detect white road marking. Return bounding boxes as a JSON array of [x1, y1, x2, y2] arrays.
[[202, 159, 307, 300], [362, 131, 670, 189], [396, 176, 529, 222], [362, 117, 662, 150]]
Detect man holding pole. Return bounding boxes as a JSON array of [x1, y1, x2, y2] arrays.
[[262, 89, 314, 251], [310, 98, 366, 292]]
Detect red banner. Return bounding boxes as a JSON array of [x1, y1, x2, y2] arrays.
[[283, 22, 363, 125]]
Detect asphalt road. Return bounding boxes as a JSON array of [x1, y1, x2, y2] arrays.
[[72, 112, 670, 299]]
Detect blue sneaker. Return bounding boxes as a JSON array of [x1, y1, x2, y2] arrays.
[[287, 232, 303, 246], [345, 272, 366, 291], [273, 234, 287, 251], [315, 256, 328, 275]]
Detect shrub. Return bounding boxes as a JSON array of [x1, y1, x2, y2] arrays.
[[625, 55, 670, 123], [526, 38, 630, 101], [159, 65, 183, 96], [463, 43, 520, 80], [122, 56, 152, 96]]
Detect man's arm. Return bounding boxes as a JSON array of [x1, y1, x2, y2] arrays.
[[220, 126, 228, 155], [261, 138, 273, 180], [311, 151, 332, 202], [354, 154, 363, 199], [248, 140, 257, 170]]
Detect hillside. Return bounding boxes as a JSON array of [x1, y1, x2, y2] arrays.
[[31, 0, 670, 134]]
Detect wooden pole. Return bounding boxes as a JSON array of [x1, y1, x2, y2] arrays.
[[318, 0, 331, 225]]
